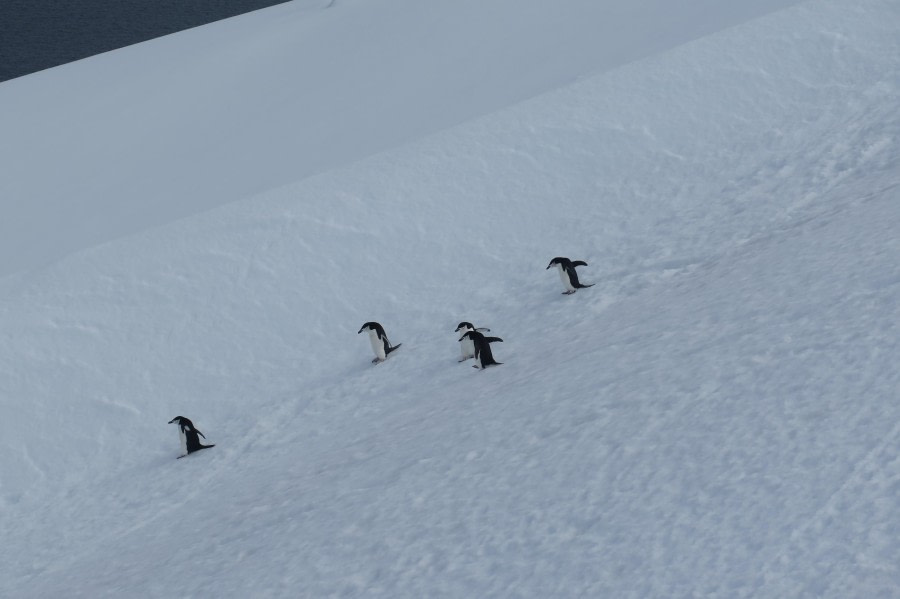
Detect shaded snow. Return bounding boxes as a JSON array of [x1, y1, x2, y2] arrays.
[[1, 0, 899, 596]]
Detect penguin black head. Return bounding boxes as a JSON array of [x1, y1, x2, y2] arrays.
[[169, 416, 198, 433], [455, 321, 475, 332], [458, 330, 477, 342], [358, 321, 385, 335], [547, 257, 571, 269]]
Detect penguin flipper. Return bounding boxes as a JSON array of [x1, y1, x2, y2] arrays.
[[566, 265, 594, 290], [484, 337, 503, 343], [385, 343, 402, 355], [571, 260, 588, 267]]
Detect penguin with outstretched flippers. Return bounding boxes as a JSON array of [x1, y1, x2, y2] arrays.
[[454, 321, 492, 362], [458, 329, 503, 369], [546, 257, 594, 294]]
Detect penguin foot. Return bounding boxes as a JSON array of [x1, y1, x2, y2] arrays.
[[475, 363, 502, 369], [372, 357, 384, 364], [562, 291, 576, 295]]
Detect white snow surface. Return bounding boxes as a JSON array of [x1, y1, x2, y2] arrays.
[[1, 0, 900, 596], [0, 0, 803, 277]]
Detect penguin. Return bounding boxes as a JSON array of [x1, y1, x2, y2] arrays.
[[546, 257, 594, 294], [454, 321, 492, 362], [168, 416, 215, 458], [458, 329, 504, 369], [358, 321, 401, 363]]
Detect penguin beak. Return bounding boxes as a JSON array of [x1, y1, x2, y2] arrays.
[[357, 326, 365, 334], [546, 262, 553, 269]]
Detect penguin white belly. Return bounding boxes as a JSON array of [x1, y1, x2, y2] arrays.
[[460, 337, 475, 359], [368, 329, 386, 360], [557, 264, 575, 292], [177, 429, 187, 455]]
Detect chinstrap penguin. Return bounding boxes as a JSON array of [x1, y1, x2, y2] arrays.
[[168, 416, 215, 458], [458, 329, 504, 369], [546, 257, 594, 294], [358, 321, 401, 363], [454, 321, 492, 362]]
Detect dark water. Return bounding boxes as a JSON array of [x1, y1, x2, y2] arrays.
[[0, 0, 289, 82]]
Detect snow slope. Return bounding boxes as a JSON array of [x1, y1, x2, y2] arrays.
[[0, 0, 803, 277], [2, 0, 900, 596]]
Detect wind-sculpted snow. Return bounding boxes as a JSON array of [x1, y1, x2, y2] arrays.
[[1, 0, 899, 596]]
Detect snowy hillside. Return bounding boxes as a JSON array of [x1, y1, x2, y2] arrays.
[[2, 0, 899, 596], [0, 0, 805, 277]]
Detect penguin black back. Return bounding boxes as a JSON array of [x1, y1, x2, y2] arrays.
[[358, 321, 386, 338]]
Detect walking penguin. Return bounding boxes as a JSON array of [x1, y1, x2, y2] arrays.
[[458, 329, 504, 369], [358, 321, 402, 363], [168, 416, 215, 458], [546, 257, 594, 294], [454, 321, 492, 362]]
